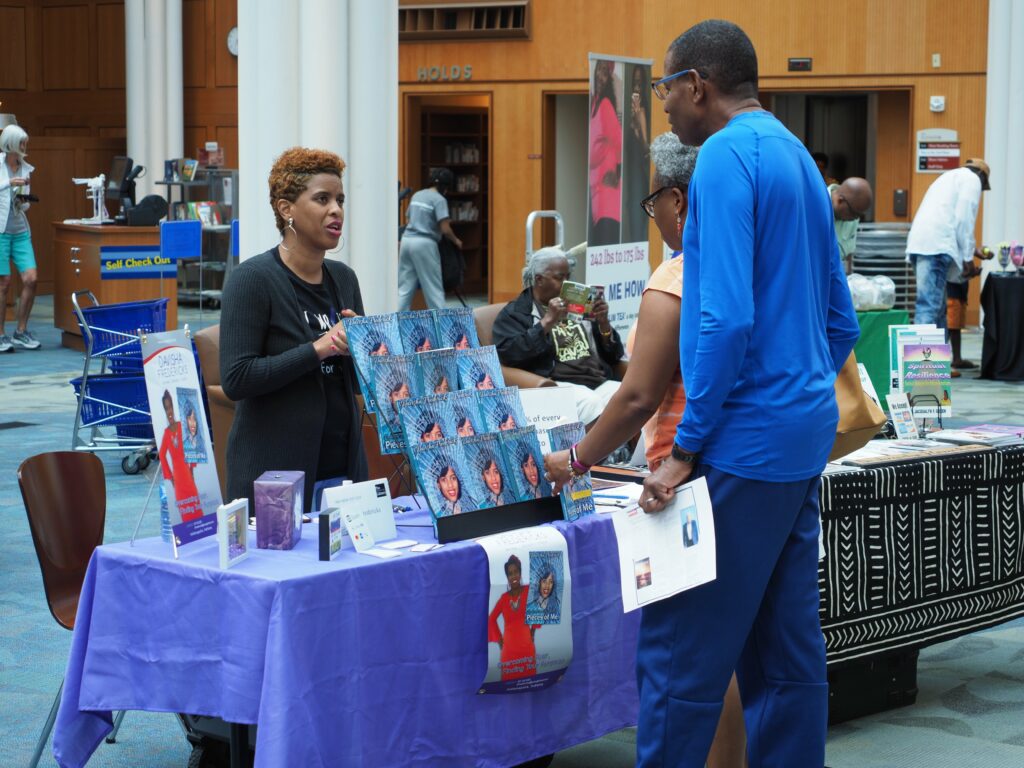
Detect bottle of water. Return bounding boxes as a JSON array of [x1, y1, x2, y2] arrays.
[[159, 483, 172, 543]]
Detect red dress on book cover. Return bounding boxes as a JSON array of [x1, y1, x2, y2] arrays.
[[159, 421, 202, 521], [488, 586, 540, 680]]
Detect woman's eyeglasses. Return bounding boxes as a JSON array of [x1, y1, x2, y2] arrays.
[[650, 68, 708, 100], [641, 187, 670, 218]]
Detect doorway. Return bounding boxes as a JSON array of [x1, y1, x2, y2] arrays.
[[404, 94, 491, 299], [767, 89, 912, 224]]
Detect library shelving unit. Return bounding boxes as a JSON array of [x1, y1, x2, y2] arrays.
[[419, 107, 489, 296], [155, 167, 238, 307]]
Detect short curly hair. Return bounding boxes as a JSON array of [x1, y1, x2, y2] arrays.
[[268, 147, 346, 232]]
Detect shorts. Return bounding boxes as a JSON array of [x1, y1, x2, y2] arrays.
[[0, 231, 36, 276], [946, 281, 968, 330]]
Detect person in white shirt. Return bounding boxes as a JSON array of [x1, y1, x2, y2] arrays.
[[905, 158, 990, 328]]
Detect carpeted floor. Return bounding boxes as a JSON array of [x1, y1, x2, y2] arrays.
[[2, 298, 1023, 767]]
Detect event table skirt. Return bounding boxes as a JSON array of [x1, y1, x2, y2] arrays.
[[981, 273, 1024, 380], [54, 447, 1024, 765]]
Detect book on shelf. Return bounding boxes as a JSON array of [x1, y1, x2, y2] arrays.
[[462, 433, 516, 508], [476, 386, 527, 433], [434, 307, 480, 350], [397, 310, 440, 354], [342, 313, 403, 413], [181, 158, 199, 182], [456, 345, 505, 391], [547, 422, 595, 521], [412, 437, 478, 518], [498, 426, 551, 502], [369, 354, 422, 455]]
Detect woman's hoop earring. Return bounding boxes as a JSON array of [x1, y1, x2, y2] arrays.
[[287, 216, 297, 236]]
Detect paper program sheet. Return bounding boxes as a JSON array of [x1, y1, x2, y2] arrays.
[[611, 476, 716, 612]]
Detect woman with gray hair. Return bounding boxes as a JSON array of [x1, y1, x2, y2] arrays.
[[0, 124, 41, 351], [492, 245, 625, 425], [543, 133, 746, 767]]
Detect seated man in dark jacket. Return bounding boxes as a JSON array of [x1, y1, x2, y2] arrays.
[[492, 247, 624, 424]]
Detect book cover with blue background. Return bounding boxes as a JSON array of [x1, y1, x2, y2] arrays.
[[498, 426, 551, 502], [463, 433, 516, 508], [398, 310, 440, 354], [547, 421, 595, 521], [343, 313, 402, 413], [435, 307, 480, 350], [418, 348, 460, 395], [412, 437, 478, 517], [457, 346, 506, 391], [477, 386, 527, 433], [370, 354, 422, 454]]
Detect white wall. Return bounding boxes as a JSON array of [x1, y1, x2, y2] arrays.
[[554, 94, 589, 281]]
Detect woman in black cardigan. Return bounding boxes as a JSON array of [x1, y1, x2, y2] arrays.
[[220, 147, 368, 511]]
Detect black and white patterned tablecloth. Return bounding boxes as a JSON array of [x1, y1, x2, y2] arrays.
[[819, 446, 1024, 664]]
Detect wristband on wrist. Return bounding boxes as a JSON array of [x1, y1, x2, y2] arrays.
[[671, 444, 698, 464], [570, 443, 592, 475]]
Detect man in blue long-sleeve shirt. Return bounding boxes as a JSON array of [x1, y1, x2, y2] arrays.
[[636, 20, 860, 767]]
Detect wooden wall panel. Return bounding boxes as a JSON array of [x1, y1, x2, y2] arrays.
[[0, 7, 28, 90], [183, 0, 208, 88], [182, 0, 237, 167], [874, 90, 912, 222], [19, 137, 127, 295], [398, 1, 989, 301], [96, 2, 125, 89], [41, 5, 91, 90]]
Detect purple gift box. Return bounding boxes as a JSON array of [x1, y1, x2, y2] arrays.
[[254, 470, 304, 550]]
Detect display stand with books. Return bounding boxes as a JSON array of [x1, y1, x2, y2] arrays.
[[155, 166, 238, 310], [342, 308, 600, 542]]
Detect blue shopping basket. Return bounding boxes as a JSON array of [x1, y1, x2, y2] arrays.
[[72, 292, 169, 369]]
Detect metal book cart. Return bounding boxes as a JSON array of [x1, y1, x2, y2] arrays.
[[70, 291, 168, 474]]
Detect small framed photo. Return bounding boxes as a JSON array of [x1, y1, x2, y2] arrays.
[[217, 498, 250, 569], [319, 507, 343, 561]]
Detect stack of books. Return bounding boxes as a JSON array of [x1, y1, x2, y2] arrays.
[[925, 424, 1024, 447]]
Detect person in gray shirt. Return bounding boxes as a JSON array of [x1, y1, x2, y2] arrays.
[[398, 167, 463, 310]]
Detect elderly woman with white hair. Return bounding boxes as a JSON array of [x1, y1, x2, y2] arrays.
[[0, 124, 41, 352], [491, 246, 624, 425]]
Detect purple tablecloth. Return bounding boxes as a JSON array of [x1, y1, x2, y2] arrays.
[[52, 507, 640, 767]]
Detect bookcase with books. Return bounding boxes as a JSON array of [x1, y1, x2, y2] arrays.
[[418, 107, 489, 295], [155, 167, 239, 307]]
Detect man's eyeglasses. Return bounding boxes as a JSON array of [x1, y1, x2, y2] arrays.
[[837, 194, 866, 221], [651, 68, 708, 100], [641, 187, 670, 218]]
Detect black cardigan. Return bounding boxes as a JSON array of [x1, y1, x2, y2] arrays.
[[220, 248, 368, 511], [492, 288, 624, 382]]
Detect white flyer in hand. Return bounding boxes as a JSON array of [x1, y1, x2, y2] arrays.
[[611, 476, 716, 612]]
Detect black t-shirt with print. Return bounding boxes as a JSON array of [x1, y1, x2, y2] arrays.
[[276, 253, 353, 481]]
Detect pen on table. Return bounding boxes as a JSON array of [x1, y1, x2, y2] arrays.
[[594, 493, 630, 499]]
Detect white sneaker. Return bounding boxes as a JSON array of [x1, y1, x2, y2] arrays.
[[11, 330, 40, 350], [0, 335, 12, 353]]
